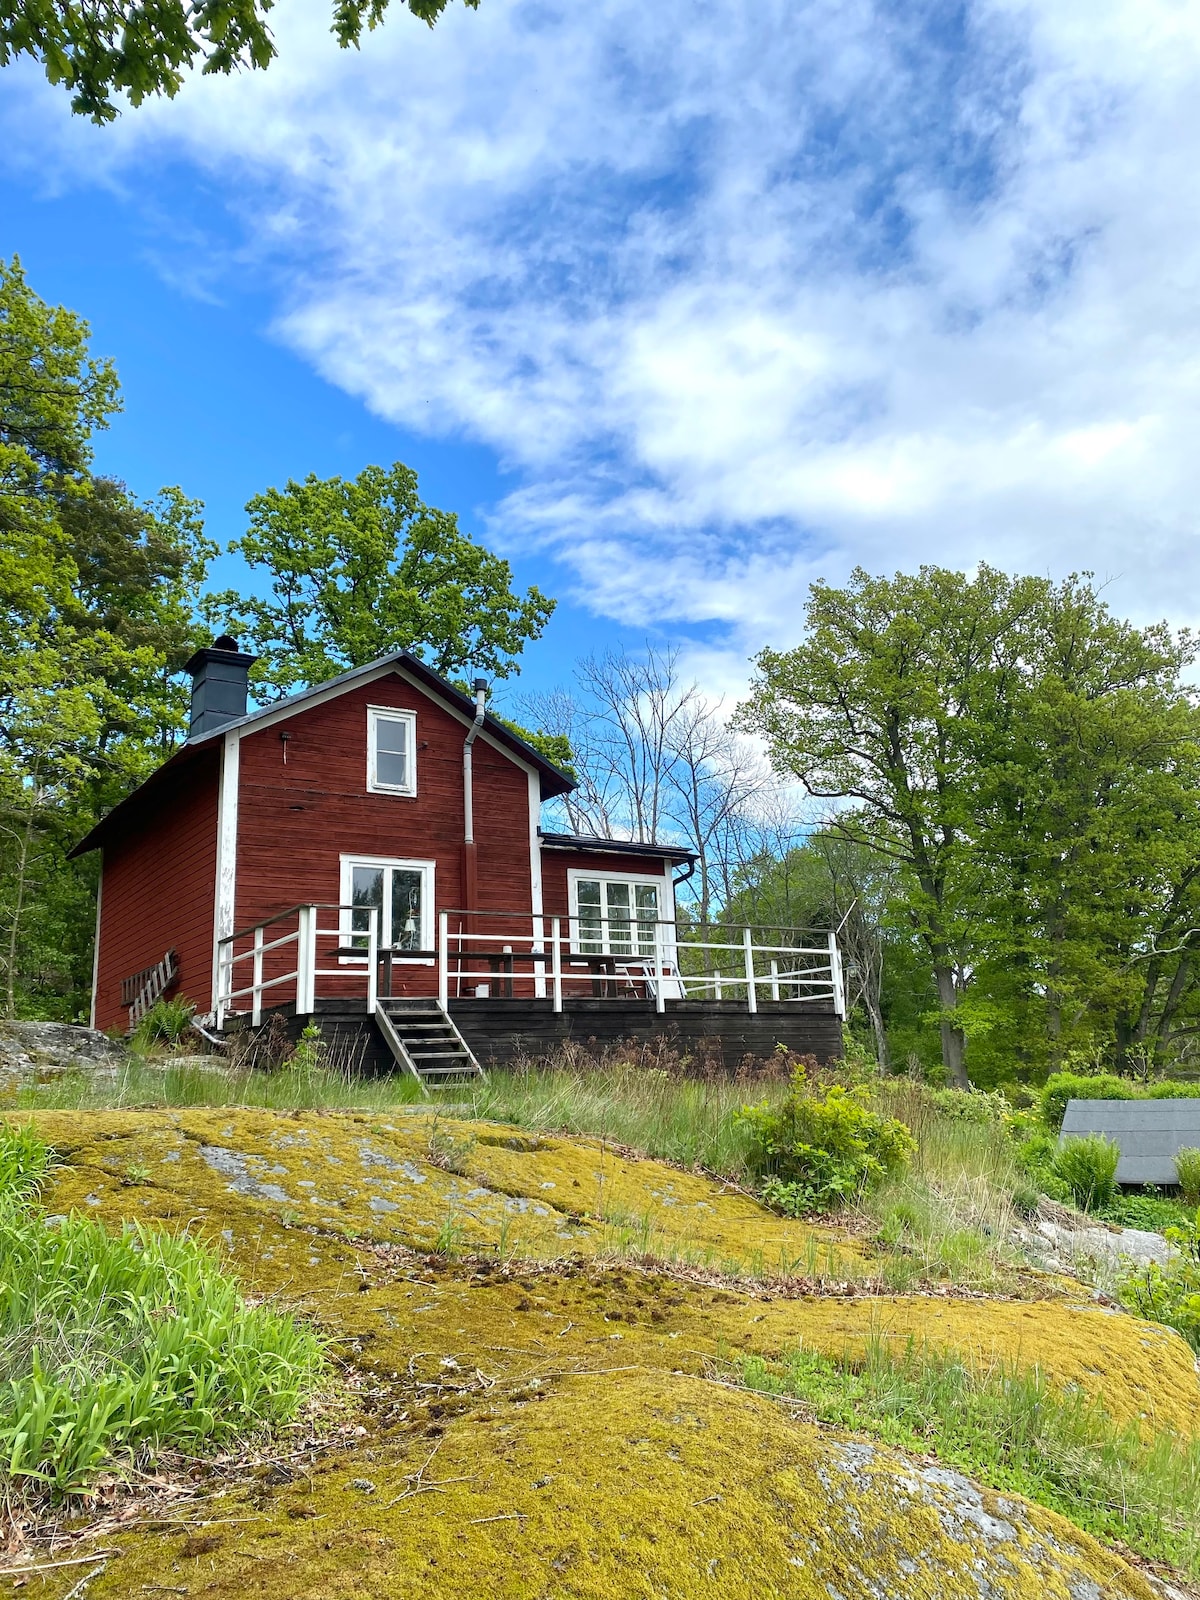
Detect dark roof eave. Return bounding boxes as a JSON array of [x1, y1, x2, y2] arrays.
[[538, 832, 697, 863]]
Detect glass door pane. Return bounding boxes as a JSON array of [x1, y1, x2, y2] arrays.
[[577, 879, 602, 953], [605, 881, 633, 955], [391, 868, 424, 950], [634, 884, 659, 957], [351, 865, 384, 949]]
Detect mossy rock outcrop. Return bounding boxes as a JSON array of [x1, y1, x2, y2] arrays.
[[11, 1108, 1200, 1598]]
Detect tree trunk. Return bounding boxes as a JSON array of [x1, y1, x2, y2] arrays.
[[933, 962, 968, 1088], [863, 983, 890, 1073]]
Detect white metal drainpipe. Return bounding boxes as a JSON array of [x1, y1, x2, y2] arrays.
[[463, 675, 487, 847]]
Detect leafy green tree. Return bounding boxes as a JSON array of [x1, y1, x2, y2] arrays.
[[737, 566, 1044, 1087], [206, 462, 554, 700], [0, 257, 213, 1017], [0, 0, 478, 123], [737, 566, 1200, 1086]]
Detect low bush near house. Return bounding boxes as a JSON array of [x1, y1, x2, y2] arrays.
[[130, 994, 196, 1052], [1053, 1133, 1120, 1211], [736, 1075, 915, 1214], [0, 1123, 325, 1495], [1175, 1147, 1200, 1207], [1119, 1212, 1200, 1352]]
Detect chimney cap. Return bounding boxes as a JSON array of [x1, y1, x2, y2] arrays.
[[473, 676, 488, 693]]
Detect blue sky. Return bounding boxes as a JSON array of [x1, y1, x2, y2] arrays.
[[3, 0, 1200, 707]]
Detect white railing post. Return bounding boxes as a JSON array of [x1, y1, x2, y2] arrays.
[[438, 911, 449, 1011], [252, 925, 264, 1026], [366, 906, 378, 1015], [654, 923, 666, 1015], [296, 905, 316, 1015], [551, 916, 563, 1013], [770, 958, 779, 1002], [714, 970, 722, 999], [828, 929, 846, 1019], [743, 927, 758, 1015], [532, 912, 547, 1000]]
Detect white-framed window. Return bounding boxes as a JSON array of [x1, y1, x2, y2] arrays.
[[367, 706, 417, 796], [568, 869, 671, 958], [340, 855, 435, 958]]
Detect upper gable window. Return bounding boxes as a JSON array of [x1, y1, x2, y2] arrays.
[[367, 706, 417, 796]]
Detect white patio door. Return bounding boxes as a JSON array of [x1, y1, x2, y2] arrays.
[[342, 856, 434, 954]]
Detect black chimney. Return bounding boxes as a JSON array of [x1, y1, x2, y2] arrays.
[[184, 636, 258, 737]]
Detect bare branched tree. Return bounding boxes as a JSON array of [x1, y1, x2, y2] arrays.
[[522, 645, 793, 924]]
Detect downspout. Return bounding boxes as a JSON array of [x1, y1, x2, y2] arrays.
[[462, 677, 487, 912]]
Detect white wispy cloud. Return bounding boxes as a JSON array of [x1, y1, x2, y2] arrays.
[[6, 0, 1200, 678]]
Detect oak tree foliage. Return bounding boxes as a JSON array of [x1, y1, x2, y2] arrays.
[[0, 0, 478, 123], [204, 461, 555, 700]]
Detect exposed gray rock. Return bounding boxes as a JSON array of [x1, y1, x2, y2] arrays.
[[0, 1020, 127, 1090], [1015, 1209, 1176, 1282]]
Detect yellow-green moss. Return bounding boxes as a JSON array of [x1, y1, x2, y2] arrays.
[[25, 1107, 862, 1273], [20, 1108, 1200, 1440], [29, 1371, 1163, 1600]]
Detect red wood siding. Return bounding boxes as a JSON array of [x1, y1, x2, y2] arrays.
[[234, 671, 535, 998], [539, 847, 675, 925], [93, 749, 220, 1031]]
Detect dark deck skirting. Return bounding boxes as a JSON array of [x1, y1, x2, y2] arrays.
[[251, 999, 843, 1073]]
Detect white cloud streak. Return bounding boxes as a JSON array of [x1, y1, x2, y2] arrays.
[[6, 0, 1200, 675]]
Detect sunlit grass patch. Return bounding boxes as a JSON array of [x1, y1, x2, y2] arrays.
[[737, 1333, 1200, 1575]]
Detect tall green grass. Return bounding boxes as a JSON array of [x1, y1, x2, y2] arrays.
[[739, 1336, 1200, 1574], [0, 1124, 325, 1494]]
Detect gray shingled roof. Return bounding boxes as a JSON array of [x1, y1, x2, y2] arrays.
[[1060, 1098, 1200, 1185]]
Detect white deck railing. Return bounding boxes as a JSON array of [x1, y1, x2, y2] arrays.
[[213, 903, 844, 1025], [436, 910, 844, 1018]]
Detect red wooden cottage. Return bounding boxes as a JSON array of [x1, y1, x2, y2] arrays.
[[74, 640, 844, 1081]]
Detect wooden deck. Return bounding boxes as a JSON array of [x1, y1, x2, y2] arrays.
[[248, 996, 844, 1072]]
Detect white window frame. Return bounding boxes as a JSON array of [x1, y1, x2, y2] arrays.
[[567, 867, 675, 960], [339, 854, 436, 963], [366, 705, 418, 797]]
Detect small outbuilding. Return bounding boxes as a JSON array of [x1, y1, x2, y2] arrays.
[[1061, 1098, 1200, 1186]]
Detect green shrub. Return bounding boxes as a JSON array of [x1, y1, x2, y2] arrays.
[[1039, 1073, 1136, 1130], [286, 1020, 325, 1075], [0, 1123, 325, 1494], [1175, 1148, 1200, 1207], [1101, 1190, 1191, 1233], [929, 1087, 1009, 1125], [1053, 1134, 1120, 1211], [1039, 1072, 1200, 1131], [736, 1076, 915, 1214], [1011, 1130, 1071, 1204], [1119, 1212, 1200, 1352], [130, 995, 196, 1052]]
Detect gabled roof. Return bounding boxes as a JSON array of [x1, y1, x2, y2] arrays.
[[71, 650, 575, 858]]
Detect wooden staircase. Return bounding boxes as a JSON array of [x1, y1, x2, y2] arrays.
[[373, 999, 486, 1091]]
